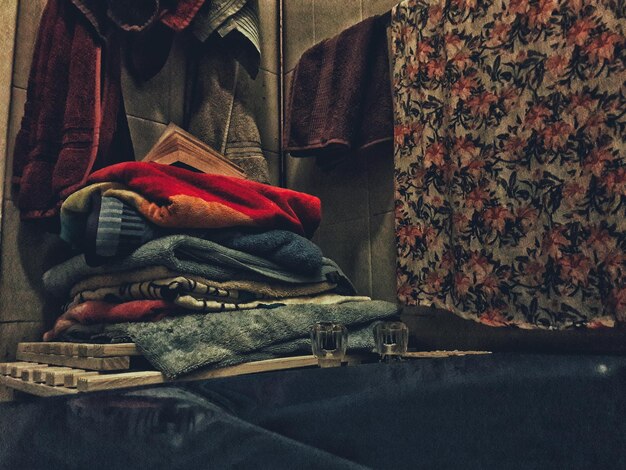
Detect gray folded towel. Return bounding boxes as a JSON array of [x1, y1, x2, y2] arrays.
[[43, 235, 355, 298], [102, 300, 399, 378], [185, 33, 268, 182]]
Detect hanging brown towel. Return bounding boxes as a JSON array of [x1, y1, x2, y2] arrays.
[[284, 14, 393, 164], [12, 0, 134, 221]]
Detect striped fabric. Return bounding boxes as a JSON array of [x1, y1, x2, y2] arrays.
[[93, 196, 157, 258], [191, 0, 260, 61], [215, 2, 260, 54]]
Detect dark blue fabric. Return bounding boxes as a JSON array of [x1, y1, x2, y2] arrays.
[[77, 194, 324, 275], [206, 228, 324, 275], [1, 354, 625, 469]]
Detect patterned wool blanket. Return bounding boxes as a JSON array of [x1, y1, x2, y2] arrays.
[[66, 193, 324, 275], [66, 274, 340, 311], [391, 0, 625, 329], [61, 162, 321, 238], [67, 266, 338, 299], [44, 293, 370, 341]]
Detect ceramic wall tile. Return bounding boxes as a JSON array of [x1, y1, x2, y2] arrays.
[[264, 149, 281, 186], [362, 0, 398, 17], [0, 321, 42, 362], [252, 70, 280, 153], [0, 201, 73, 323], [313, 0, 362, 43], [4, 86, 25, 201], [370, 210, 396, 302], [257, 0, 279, 73], [316, 156, 369, 224], [367, 149, 394, 215], [0, 0, 19, 202], [283, 0, 314, 72], [319, 216, 372, 296], [12, 0, 46, 90]]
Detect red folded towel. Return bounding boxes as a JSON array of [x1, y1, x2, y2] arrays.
[[12, 0, 134, 220], [87, 162, 322, 237], [43, 300, 180, 341], [284, 14, 393, 162]]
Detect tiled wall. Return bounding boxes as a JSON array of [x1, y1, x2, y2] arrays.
[[283, 0, 399, 301], [0, 0, 281, 374]]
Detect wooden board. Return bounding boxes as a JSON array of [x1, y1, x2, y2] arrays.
[[181, 355, 321, 381], [64, 371, 100, 388], [46, 368, 84, 386], [0, 362, 33, 375], [16, 351, 130, 371], [20, 365, 50, 382], [78, 356, 322, 392], [77, 343, 139, 358], [17, 342, 80, 356], [34, 367, 72, 383], [10, 363, 43, 378], [402, 350, 491, 358], [77, 371, 164, 392], [2, 355, 360, 396], [0, 376, 77, 397]]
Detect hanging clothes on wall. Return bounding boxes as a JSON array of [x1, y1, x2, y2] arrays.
[[284, 13, 393, 166], [12, 0, 134, 222], [391, 0, 625, 329], [184, 31, 268, 183], [71, 0, 208, 81], [190, 0, 261, 78], [70, 0, 207, 34]]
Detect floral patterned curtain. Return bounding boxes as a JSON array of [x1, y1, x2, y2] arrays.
[[391, 0, 625, 329]]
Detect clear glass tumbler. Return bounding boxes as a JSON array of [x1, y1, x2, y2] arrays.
[[374, 321, 409, 362], [310, 322, 348, 367]]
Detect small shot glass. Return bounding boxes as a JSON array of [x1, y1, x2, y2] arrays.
[[374, 321, 408, 362], [310, 322, 348, 368]]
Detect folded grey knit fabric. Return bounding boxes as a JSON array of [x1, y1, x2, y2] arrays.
[[43, 235, 355, 298], [104, 300, 399, 378]]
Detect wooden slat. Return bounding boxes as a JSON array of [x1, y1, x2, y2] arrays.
[[10, 363, 44, 378], [78, 371, 164, 392], [16, 342, 37, 353], [46, 368, 84, 386], [0, 362, 33, 375], [402, 350, 492, 359], [20, 365, 51, 382], [16, 351, 130, 371], [77, 343, 139, 358], [181, 355, 320, 381], [64, 371, 99, 388], [0, 376, 77, 397], [34, 367, 72, 383], [17, 343, 56, 354], [48, 343, 81, 356], [19, 342, 140, 357], [78, 356, 322, 392]]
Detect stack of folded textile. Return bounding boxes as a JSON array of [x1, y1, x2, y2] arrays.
[[43, 161, 399, 377]]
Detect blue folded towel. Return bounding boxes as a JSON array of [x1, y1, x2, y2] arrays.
[[44, 234, 355, 299]]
